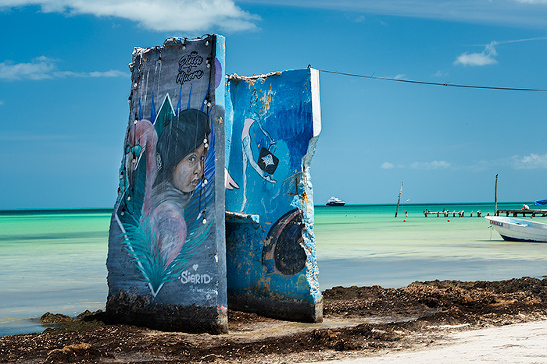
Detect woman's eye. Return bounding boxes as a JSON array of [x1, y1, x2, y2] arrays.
[[189, 155, 196, 162], [200, 155, 205, 161]]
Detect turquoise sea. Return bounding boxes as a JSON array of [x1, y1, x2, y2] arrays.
[[2, 203, 547, 337]]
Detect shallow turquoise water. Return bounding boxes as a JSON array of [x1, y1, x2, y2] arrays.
[[0, 210, 110, 336], [1, 203, 547, 336], [315, 203, 547, 289]]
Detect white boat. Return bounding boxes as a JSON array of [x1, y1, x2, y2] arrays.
[[326, 196, 345, 206], [485, 216, 547, 242]]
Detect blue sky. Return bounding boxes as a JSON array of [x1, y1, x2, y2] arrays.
[[1, 0, 547, 209]]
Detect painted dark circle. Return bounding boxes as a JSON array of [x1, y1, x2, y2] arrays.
[[273, 220, 306, 276]]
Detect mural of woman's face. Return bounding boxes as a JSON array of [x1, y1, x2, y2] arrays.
[[172, 143, 207, 193]]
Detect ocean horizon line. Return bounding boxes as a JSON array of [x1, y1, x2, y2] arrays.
[[0, 201, 529, 214]]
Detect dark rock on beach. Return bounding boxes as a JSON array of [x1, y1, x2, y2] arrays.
[[40, 313, 73, 324], [2, 277, 547, 363]]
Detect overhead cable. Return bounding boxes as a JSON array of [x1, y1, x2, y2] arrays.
[[316, 68, 547, 92]]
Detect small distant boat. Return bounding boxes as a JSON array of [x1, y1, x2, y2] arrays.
[[326, 196, 346, 206], [485, 216, 547, 242]]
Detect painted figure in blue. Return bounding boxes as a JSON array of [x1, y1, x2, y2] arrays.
[[241, 117, 277, 183], [241, 117, 276, 208]]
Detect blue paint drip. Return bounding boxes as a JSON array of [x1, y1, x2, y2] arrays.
[[150, 92, 156, 122], [187, 84, 193, 110], [176, 84, 183, 115], [138, 98, 143, 120]]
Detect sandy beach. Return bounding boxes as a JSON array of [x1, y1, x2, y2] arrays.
[[306, 320, 547, 363], [2, 277, 547, 363]]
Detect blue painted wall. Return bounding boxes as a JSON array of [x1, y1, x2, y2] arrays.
[[106, 35, 227, 333], [225, 68, 322, 322]]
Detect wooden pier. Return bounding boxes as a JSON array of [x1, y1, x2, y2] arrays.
[[423, 209, 547, 218], [495, 209, 547, 217], [423, 210, 483, 217]]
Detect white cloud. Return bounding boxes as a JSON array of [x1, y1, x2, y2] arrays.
[[454, 52, 497, 66], [384, 154, 547, 172], [380, 160, 451, 169], [433, 70, 447, 77], [239, 0, 547, 27], [411, 160, 451, 169], [454, 41, 498, 66], [0, 56, 56, 80], [0, 100, 4, 105], [511, 153, 547, 169], [0, 0, 259, 32], [53, 70, 129, 78], [454, 37, 547, 67], [88, 70, 128, 77], [496, 36, 547, 44], [0, 57, 128, 81]]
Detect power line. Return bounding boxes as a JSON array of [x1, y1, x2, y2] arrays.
[[316, 68, 547, 92]]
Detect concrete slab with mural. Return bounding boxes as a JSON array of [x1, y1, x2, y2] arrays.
[[225, 68, 323, 322], [106, 35, 227, 334]]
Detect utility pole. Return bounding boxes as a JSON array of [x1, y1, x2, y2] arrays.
[[395, 182, 403, 218], [494, 174, 498, 216]]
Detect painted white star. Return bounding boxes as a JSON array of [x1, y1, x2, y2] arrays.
[[261, 154, 275, 167]]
